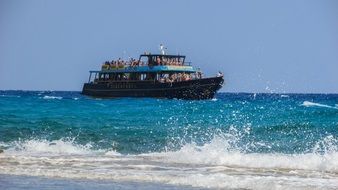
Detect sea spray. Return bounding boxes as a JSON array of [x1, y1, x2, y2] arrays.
[[0, 134, 337, 189], [0, 91, 338, 189], [302, 101, 338, 109]]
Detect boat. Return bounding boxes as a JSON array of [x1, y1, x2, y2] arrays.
[[82, 51, 224, 100]]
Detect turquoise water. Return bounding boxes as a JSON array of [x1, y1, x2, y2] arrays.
[[0, 91, 337, 189]]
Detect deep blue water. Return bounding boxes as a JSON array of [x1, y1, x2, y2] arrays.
[[1, 91, 337, 154], [0, 91, 337, 189]]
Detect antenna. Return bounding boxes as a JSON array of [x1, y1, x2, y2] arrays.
[[159, 44, 166, 55]]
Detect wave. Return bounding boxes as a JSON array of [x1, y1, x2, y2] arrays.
[[42, 95, 63, 100], [0, 134, 337, 189], [302, 101, 338, 109], [0, 95, 21, 98], [1, 139, 121, 157], [1, 132, 337, 168], [3, 139, 98, 155], [147, 134, 338, 172]]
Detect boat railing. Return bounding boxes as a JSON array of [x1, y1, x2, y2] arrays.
[[92, 76, 204, 84], [91, 79, 157, 83]]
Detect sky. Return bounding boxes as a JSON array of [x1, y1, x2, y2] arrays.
[[1, 0, 337, 93]]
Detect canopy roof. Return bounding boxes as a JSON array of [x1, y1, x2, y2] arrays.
[[139, 54, 186, 59]]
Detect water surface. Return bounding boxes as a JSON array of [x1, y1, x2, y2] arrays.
[[0, 91, 337, 189]]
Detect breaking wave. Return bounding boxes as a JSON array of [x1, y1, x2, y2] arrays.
[[3, 139, 99, 155], [302, 101, 338, 109], [1, 92, 338, 189], [1, 133, 337, 189], [42, 95, 63, 100]]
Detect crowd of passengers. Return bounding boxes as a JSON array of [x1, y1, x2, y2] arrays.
[[103, 57, 184, 69], [159, 72, 202, 83], [96, 72, 203, 83], [104, 58, 143, 68], [154, 57, 183, 66]]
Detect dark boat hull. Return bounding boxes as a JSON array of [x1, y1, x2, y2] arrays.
[[82, 76, 224, 100]]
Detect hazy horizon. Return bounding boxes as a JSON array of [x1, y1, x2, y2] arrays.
[[1, 0, 337, 93]]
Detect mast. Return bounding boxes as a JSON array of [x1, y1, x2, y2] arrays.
[[159, 44, 166, 55]]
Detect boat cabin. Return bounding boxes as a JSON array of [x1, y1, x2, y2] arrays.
[[139, 54, 187, 66]]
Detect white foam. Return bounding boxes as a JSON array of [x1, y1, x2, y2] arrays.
[[42, 95, 63, 100], [253, 93, 257, 99], [6, 139, 97, 155], [0, 135, 337, 189], [147, 135, 338, 173], [302, 101, 338, 109]]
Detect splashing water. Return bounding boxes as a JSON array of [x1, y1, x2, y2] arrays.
[[0, 91, 338, 189], [302, 101, 338, 109]]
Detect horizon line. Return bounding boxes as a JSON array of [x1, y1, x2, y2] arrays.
[[1, 89, 337, 95]]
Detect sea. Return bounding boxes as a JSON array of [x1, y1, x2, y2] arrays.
[[0, 91, 337, 190]]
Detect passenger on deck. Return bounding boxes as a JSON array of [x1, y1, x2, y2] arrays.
[[118, 60, 123, 68], [182, 73, 186, 80], [162, 58, 167, 65], [110, 60, 115, 69], [170, 73, 176, 82], [197, 71, 202, 79], [130, 58, 135, 66], [165, 77, 172, 83], [177, 73, 182, 82], [134, 60, 139, 66], [156, 57, 161, 65], [183, 73, 190, 81], [133, 59, 139, 66]]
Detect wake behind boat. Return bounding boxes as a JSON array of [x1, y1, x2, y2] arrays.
[[82, 49, 224, 100]]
